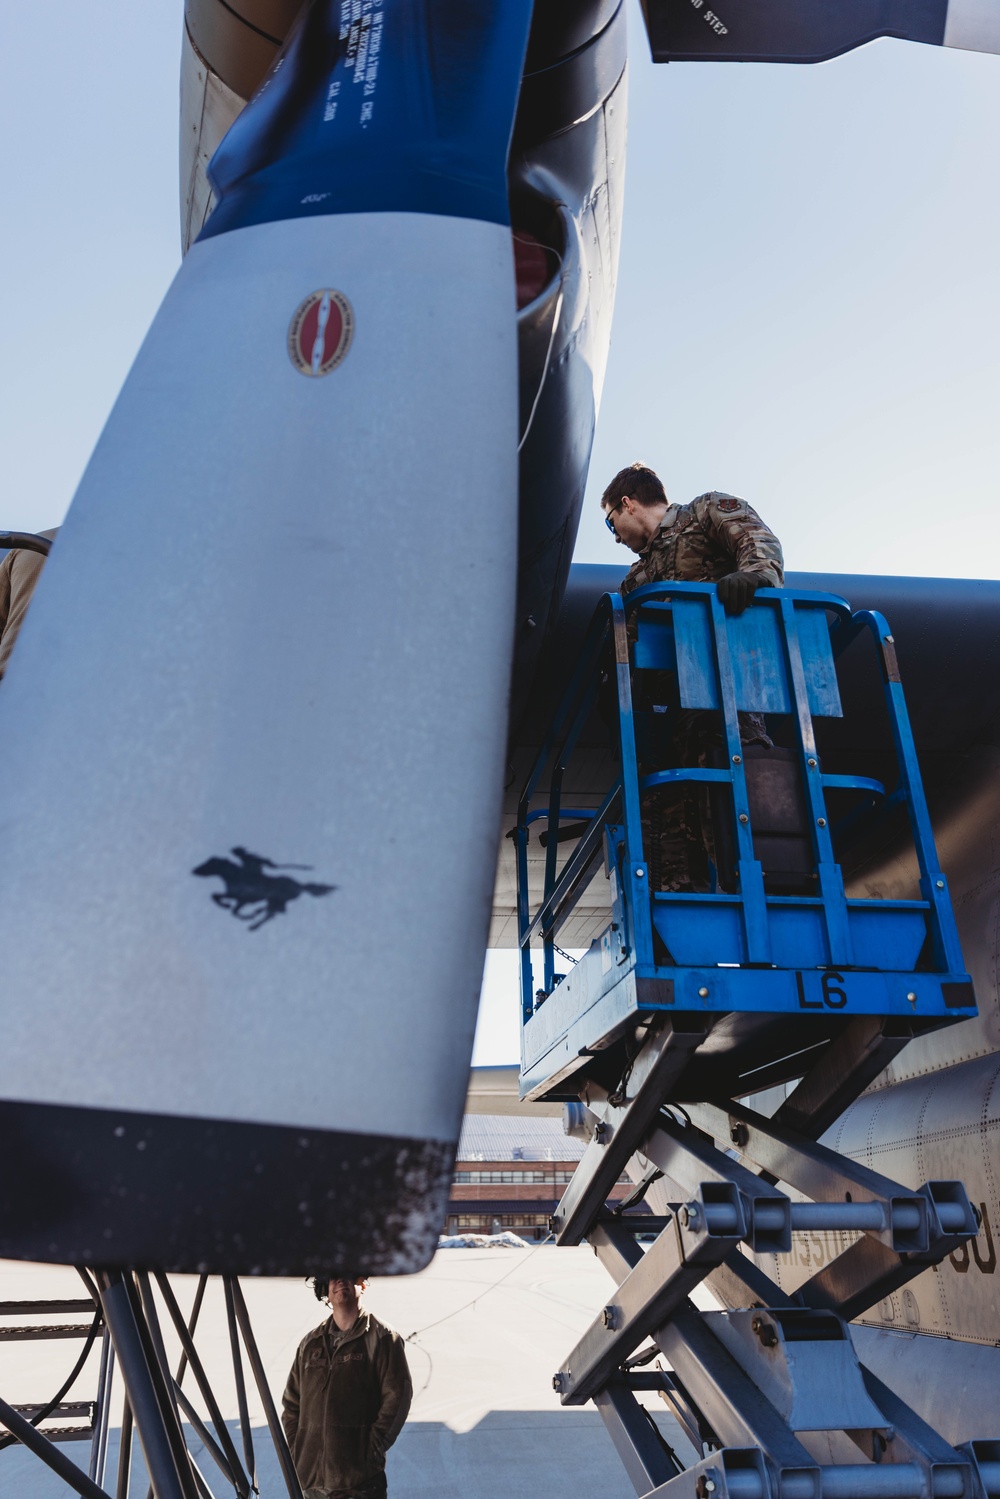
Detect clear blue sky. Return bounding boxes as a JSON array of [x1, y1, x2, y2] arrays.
[[1, 3, 997, 1064]]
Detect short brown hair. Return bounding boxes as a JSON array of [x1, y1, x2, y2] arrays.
[[600, 463, 667, 512]]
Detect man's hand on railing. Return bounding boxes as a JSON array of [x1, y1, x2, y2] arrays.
[[716, 571, 761, 615]]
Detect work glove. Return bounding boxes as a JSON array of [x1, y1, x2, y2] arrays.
[[716, 571, 761, 615]]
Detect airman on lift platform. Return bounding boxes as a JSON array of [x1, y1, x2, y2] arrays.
[[601, 463, 784, 892]]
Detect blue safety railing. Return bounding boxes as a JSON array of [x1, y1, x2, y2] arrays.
[[516, 583, 974, 1052]]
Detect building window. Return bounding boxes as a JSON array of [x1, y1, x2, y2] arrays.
[[452, 1168, 583, 1184], [447, 1209, 557, 1242]]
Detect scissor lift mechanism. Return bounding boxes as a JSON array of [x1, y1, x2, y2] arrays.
[[516, 582, 999, 1499]]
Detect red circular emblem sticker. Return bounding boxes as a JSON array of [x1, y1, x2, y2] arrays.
[[288, 289, 354, 376]]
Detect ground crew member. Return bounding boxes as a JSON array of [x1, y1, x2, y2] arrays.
[[282, 1273, 412, 1499], [601, 462, 784, 892]]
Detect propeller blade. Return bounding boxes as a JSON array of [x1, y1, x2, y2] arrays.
[[0, 0, 533, 1276]]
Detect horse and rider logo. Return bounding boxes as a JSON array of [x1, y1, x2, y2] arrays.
[[192, 847, 335, 930]]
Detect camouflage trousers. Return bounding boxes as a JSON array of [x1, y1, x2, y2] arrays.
[[640, 710, 771, 893]]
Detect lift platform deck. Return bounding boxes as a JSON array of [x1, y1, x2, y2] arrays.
[[516, 582, 997, 1499]]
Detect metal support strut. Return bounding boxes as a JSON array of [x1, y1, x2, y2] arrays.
[[0, 1272, 303, 1499]]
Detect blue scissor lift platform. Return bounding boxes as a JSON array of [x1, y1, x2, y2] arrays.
[[515, 584, 998, 1499]]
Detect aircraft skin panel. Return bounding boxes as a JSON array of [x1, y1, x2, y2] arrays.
[[943, 0, 1000, 52], [180, 22, 245, 254], [833, 1054, 1000, 1345], [857, 745, 1000, 1084], [744, 1052, 1000, 1348], [848, 1324, 1000, 1447], [508, 8, 628, 721], [183, 0, 301, 101], [726, 1049, 1000, 1434], [628, 1046, 1000, 1430]]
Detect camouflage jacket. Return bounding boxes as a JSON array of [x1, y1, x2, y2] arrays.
[[621, 491, 784, 597]]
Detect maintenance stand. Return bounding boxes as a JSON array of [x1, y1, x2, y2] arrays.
[[516, 581, 999, 1499]]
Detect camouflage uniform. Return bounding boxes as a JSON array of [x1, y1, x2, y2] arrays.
[[620, 492, 784, 892]]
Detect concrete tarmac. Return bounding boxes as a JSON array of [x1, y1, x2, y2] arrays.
[[1, 1247, 697, 1497]]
